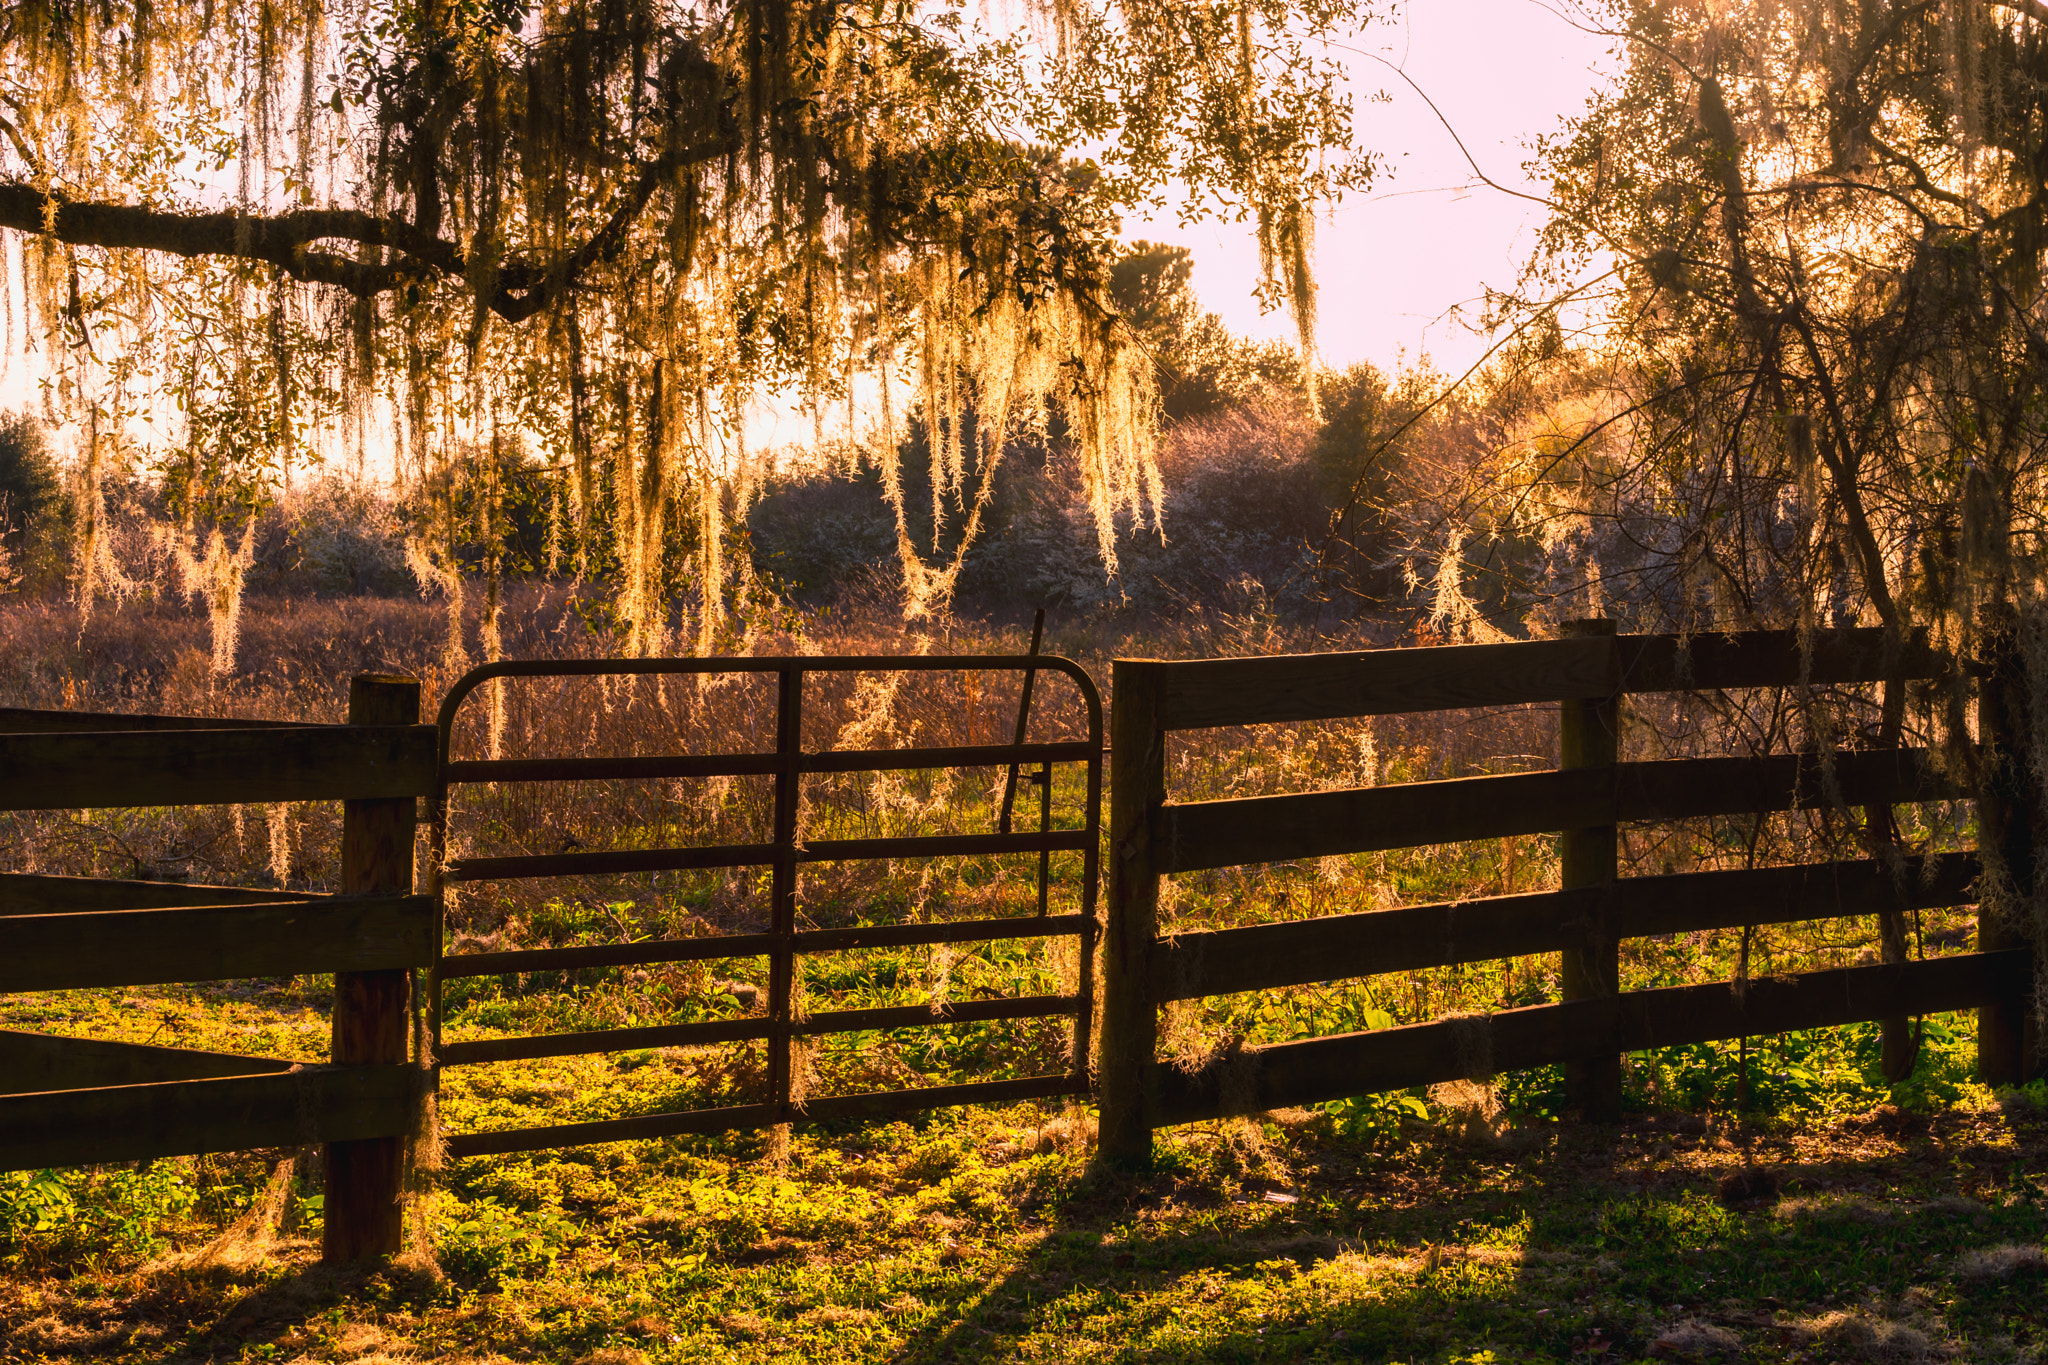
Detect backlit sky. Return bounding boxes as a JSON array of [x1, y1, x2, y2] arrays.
[[1126, 0, 1617, 377], [0, 1, 1621, 461]]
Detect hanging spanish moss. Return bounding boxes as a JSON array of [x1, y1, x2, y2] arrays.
[[0, 0, 1373, 642]]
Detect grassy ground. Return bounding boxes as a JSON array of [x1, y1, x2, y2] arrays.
[[3, 969, 2044, 1363], [6, 1039, 2048, 1364], [3, 595, 2034, 1361]]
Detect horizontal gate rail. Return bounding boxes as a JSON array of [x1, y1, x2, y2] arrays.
[[439, 931, 782, 978], [1154, 951, 2027, 1124], [441, 1019, 774, 1065], [444, 828, 1092, 883], [443, 738, 1097, 785], [446, 1074, 1081, 1160], [1101, 625, 2016, 1162], [432, 654, 1104, 1156], [439, 995, 1086, 1068], [0, 895, 434, 992], [438, 913, 1090, 980]]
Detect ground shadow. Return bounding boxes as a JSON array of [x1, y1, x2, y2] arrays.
[[892, 1105, 2048, 1363]]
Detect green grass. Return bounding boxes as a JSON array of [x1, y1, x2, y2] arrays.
[[7, 1059, 2048, 1363], [0, 674, 2018, 1361], [0, 941, 2042, 1365]]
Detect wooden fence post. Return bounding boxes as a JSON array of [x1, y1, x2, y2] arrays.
[[768, 667, 804, 1127], [1098, 660, 1166, 1167], [1559, 619, 1622, 1119], [325, 673, 421, 1263], [1977, 608, 2035, 1085]]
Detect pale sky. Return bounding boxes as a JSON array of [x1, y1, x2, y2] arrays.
[[1127, 0, 1617, 377]]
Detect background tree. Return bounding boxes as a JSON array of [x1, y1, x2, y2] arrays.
[[1109, 240, 1304, 422], [1462, 0, 2048, 1077], [0, 0, 1377, 644], [0, 411, 66, 592]]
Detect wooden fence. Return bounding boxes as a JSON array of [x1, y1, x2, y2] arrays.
[[0, 676, 437, 1260], [1096, 625, 2032, 1163], [3, 630, 2037, 1252], [429, 656, 1103, 1158]]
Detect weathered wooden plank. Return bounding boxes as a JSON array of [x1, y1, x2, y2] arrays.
[[0, 706, 316, 734], [1157, 748, 1963, 874], [1152, 852, 1980, 1000], [0, 873, 319, 915], [0, 1064, 414, 1170], [1147, 629, 1949, 732], [1151, 638, 1615, 730], [0, 724, 437, 810], [1617, 748, 1963, 824], [0, 1029, 294, 1094], [0, 895, 433, 992], [1159, 768, 1597, 873], [1617, 628, 1948, 694], [1152, 950, 2025, 1124]]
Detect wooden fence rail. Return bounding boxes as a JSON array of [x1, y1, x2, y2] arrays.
[[0, 678, 438, 1263], [1099, 625, 2026, 1164]]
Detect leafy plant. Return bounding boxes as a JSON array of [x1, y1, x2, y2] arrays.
[[438, 1195, 578, 1288], [0, 1164, 198, 1267]]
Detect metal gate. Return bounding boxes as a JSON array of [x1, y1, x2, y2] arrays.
[[429, 655, 1102, 1158]]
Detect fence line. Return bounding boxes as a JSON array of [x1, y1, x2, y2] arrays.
[[0, 676, 438, 1262], [1098, 624, 2026, 1163], [0, 627, 2033, 1255]]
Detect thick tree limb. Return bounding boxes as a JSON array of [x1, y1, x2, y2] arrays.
[[0, 133, 732, 322], [0, 185, 441, 296]]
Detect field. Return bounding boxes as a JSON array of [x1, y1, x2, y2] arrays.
[[2, 592, 2045, 1363]]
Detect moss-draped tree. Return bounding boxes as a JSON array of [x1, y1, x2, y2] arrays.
[[0, 0, 1376, 644], [1445, 0, 2048, 1074]]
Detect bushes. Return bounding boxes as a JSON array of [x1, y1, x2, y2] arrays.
[[264, 476, 413, 595], [746, 400, 1332, 619]]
